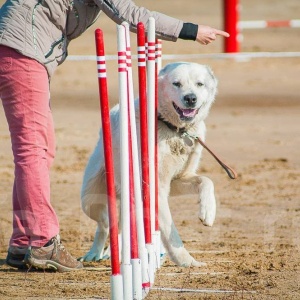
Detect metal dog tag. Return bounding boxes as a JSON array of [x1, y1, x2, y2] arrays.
[[182, 133, 194, 147]]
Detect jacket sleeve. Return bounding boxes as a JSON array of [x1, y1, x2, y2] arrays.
[[94, 0, 183, 41]]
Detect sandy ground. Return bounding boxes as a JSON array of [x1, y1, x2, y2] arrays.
[[0, 0, 300, 299]]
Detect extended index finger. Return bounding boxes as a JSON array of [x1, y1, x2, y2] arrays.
[[214, 29, 230, 38]]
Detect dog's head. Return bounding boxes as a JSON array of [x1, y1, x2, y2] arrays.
[[158, 62, 218, 128]]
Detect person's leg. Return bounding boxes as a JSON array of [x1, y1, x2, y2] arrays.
[[0, 45, 59, 247], [0, 46, 82, 271], [10, 105, 57, 246]]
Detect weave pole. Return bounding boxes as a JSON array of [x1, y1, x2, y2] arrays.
[[137, 22, 155, 286], [136, 23, 152, 295], [146, 17, 159, 273], [155, 39, 162, 73], [95, 29, 123, 300], [147, 18, 156, 238], [117, 24, 133, 300], [122, 22, 146, 300], [154, 38, 162, 269]]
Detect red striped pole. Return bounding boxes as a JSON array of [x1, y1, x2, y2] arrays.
[[95, 29, 123, 299], [137, 22, 151, 247], [123, 21, 144, 299], [154, 38, 162, 269], [146, 17, 157, 283], [146, 20, 156, 247], [137, 21, 156, 286], [155, 39, 162, 72], [223, 0, 240, 53], [154, 38, 162, 234], [124, 28, 139, 265], [117, 24, 134, 300]]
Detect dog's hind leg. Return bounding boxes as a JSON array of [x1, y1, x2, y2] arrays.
[[171, 175, 216, 227], [80, 165, 111, 261], [79, 201, 110, 262]]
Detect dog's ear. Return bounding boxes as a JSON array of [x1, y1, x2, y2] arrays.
[[158, 64, 172, 86], [158, 62, 184, 80], [205, 65, 218, 96], [158, 63, 171, 79]]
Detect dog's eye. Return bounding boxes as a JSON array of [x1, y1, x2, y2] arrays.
[[196, 82, 204, 87], [173, 82, 182, 88]]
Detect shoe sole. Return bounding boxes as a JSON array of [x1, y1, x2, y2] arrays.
[[6, 259, 28, 270], [26, 256, 83, 272], [6, 252, 28, 270]]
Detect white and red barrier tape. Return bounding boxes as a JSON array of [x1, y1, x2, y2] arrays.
[[239, 19, 300, 29], [68, 51, 300, 62]]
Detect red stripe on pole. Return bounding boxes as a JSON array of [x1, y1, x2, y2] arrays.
[[95, 29, 121, 276], [142, 282, 151, 288], [137, 22, 152, 245], [126, 47, 132, 67], [118, 52, 126, 66], [223, 0, 239, 53], [267, 20, 290, 27], [118, 53, 127, 73]]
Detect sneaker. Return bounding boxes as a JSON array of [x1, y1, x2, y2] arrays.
[[24, 235, 83, 272], [6, 246, 28, 269]]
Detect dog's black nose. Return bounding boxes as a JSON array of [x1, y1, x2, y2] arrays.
[[183, 93, 197, 107]]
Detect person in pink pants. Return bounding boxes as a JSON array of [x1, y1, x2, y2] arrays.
[[0, 46, 59, 246], [0, 46, 82, 271], [0, 0, 228, 272]]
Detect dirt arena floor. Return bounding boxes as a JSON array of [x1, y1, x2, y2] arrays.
[[0, 0, 299, 299]]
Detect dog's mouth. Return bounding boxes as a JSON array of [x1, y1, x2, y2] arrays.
[[172, 102, 199, 121]]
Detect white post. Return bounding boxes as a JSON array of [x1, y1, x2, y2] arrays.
[[146, 17, 158, 273], [110, 275, 124, 300], [122, 21, 145, 300], [117, 24, 133, 300], [154, 38, 163, 269]]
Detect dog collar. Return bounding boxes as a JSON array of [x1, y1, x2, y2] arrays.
[[157, 114, 187, 134], [157, 114, 199, 145]]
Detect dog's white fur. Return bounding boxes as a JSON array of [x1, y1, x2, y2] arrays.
[[80, 62, 218, 267]]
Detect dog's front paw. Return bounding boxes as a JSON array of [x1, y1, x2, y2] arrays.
[[198, 176, 216, 226], [79, 246, 110, 262], [199, 194, 216, 227], [178, 256, 207, 268], [79, 252, 100, 262], [168, 246, 206, 268], [79, 251, 108, 262], [191, 259, 207, 268]]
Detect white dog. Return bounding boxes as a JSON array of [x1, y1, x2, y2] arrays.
[[80, 62, 218, 267]]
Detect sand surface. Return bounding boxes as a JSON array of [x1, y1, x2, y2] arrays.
[[0, 0, 299, 299]]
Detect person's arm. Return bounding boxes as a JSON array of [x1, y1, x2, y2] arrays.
[[179, 23, 229, 44], [95, 0, 229, 44], [96, 0, 183, 41], [196, 24, 230, 45]]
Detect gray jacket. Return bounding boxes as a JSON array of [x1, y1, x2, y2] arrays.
[[0, 0, 183, 78]]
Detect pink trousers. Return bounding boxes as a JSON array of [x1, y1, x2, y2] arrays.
[[0, 46, 59, 247]]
